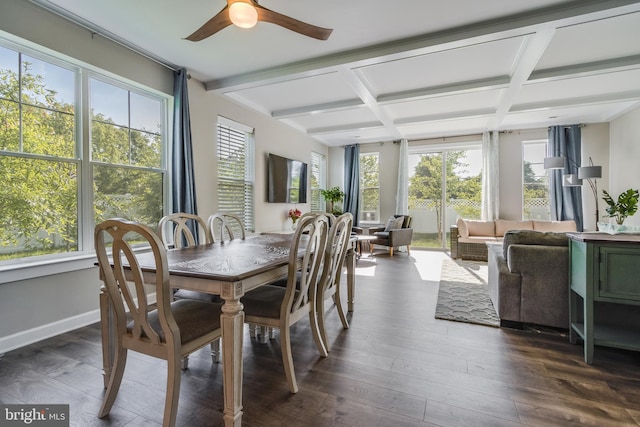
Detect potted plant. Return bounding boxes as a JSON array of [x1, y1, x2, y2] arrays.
[[602, 188, 639, 225], [320, 186, 345, 215]]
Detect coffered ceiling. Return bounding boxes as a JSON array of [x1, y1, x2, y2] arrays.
[[31, 0, 640, 146]]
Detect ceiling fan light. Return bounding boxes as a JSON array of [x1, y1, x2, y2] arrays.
[[229, 2, 258, 29]]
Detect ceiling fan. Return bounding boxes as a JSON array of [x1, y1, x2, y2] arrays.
[[185, 0, 333, 41]]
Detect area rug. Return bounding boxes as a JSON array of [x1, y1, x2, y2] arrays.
[[435, 259, 500, 327]]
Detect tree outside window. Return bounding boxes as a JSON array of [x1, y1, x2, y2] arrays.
[[0, 43, 167, 262]]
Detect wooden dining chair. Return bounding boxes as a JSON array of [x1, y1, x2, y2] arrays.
[[157, 213, 221, 368], [95, 219, 223, 427], [316, 212, 353, 352], [207, 213, 246, 242], [158, 212, 213, 248], [241, 214, 329, 393]]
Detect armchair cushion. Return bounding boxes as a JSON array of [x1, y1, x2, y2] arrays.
[[384, 216, 404, 231]]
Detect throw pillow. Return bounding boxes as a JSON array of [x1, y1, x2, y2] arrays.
[[384, 216, 404, 232]]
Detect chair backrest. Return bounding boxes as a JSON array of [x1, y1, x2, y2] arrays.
[[158, 213, 212, 249], [282, 214, 329, 317], [95, 219, 179, 348], [208, 213, 246, 242], [395, 215, 412, 229], [318, 212, 353, 299]]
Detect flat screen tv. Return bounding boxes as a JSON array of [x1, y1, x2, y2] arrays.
[[267, 153, 308, 203]]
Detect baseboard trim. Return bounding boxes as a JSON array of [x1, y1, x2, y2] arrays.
[[0, 309, 100, 355]]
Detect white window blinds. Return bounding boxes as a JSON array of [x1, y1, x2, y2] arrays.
[[217, 117, 255, 231], [310, 152, 326, 212]]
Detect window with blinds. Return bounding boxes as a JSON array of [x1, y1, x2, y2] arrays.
[[216, 117, 255, 232], [310, 152, 326, 212]]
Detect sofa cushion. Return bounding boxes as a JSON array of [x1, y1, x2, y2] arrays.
[[458, 219, 495, 237], [502, 229, 569, 259], [533, 220, 577, 232], [495, 219, 533, 237], [458, 236, 500, 244]]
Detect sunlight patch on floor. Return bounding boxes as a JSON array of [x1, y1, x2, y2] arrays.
[[412, 250, 448, 281]]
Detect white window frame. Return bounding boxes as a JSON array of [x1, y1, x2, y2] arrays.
[[0, 35, 171, 283], [359, 152, 380, 224]]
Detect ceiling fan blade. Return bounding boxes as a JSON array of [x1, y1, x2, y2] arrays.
[[255, 5, 332, 40], [185, 6, 232, 41]]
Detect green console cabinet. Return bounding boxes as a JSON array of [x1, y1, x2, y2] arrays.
[[568, 232, 640, 364]]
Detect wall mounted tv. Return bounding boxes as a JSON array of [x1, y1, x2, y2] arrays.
[[267, 153, 308, 203]]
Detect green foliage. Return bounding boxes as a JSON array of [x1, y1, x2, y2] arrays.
[[0, 60, 163, 259], [602, 189, 639, 225], [320, 186, 345, 214]]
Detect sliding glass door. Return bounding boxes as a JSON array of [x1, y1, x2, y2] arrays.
[[408, 147, 482, 249]]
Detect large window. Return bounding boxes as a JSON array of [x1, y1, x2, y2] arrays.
[[310, 151, 326, 213], [359, 152, 379, 223], [522, 140, 550, 220], [0, 41, 168, 264], [217, 117, 254, 232]]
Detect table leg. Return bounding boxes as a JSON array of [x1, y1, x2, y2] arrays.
[[346, 247, 356, 312], [584, 295, 594, 364], [569, 290, 578, 345], [221, 296, 244, 427]]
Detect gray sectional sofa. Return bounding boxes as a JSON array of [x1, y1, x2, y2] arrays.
[[487, 230, 571, 329]]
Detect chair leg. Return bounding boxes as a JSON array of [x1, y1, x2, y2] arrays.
[[310, 301, 328, 357], [210, 339, 221, 363], [258, 326, 268, 344], [98, 346, 128, 418], [164, 352, 182, 427], [279, 322, 298, 393], [390, 247, 394, 256], [333, 285, 349, 330], [268, 327, 276, 339], [249, 324, 257, 338], [407, 245, 411, 255], [181, 356, 189, 370]]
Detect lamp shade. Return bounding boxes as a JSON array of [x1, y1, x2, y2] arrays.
[[229, 1, 258, 28], [544, 156, 566, 169], [578, 165, 602, 179], [562, 174, 583, 187]]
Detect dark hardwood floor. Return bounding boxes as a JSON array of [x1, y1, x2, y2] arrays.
[[2, 251, 639, 426]]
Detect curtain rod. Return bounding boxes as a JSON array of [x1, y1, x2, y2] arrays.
[[29, 0, 181, 73]]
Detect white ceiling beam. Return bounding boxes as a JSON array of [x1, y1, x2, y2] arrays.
[[377, 76, 510, 104], [529, 54, 640, 81], [271, 99, 364, 118], [487, 28, 557, 130], [337, 66, 402, 139], [510, 90, 640, 112], [395, 108, 496, 125], [308, 121, 384, 135]]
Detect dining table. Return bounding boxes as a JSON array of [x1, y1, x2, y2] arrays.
[[99, 232, 356, 427]]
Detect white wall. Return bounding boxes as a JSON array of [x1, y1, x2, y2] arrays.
[[609, 105, 640, 227], [0, 0, 327, 352], [188, 79, 328, 233]]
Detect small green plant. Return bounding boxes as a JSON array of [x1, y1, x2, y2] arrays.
[[320, 186, 345, 215], [602, 188, 639, 225]]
